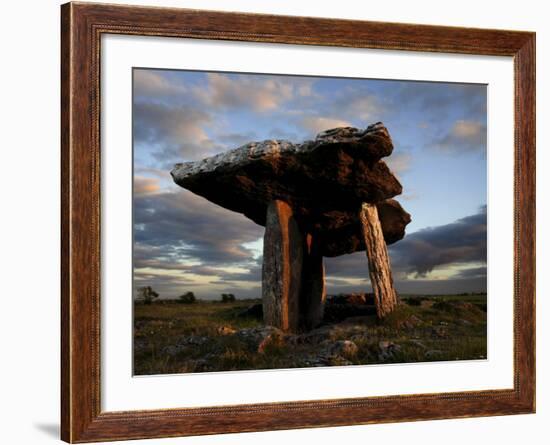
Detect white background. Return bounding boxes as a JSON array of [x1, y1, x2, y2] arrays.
[[1, 0, 547, 444]]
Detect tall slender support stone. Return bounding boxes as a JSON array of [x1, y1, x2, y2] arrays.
[[359, 202, 398, 318], [300, 233, 326, 330], [262, 200, 304, 332]]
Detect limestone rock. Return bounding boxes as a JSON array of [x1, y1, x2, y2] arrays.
[[217, 326, 237, 336], [171, 123, 411, 256], [328, 340, 358, 358], [378, 340, 402, 361], [236, 326, 287, 353]]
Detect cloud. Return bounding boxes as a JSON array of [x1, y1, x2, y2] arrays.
[[209, 261, 263, 285], [392, 82, 486, 118], [134, 102, 210, 146], [134, 194, 487, 297], [385, 152, 413, 175], [195, 73, 313, 112], [291, 89, 384, 136], [133, 187, 266, 297], [452, 120, 484, 139], [268, 127, 300, 141], [389, 206, 487, 277], [323, 206, 487, 294], [332, 93, 384, 122], [132, 71, 322, 167], [324, 274, 487, 296], [135, 190, 264, 264], [133, 69, 187, 101], [214, 131, 258, 147], [299, 116, 353, 135], [452, 266, 487, 279], [134, 176, 161, 196], [133, 101, 224, 164], [433, 119, 487, 154]]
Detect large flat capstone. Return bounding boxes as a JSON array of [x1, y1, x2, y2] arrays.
[[171, 123, 411, 257]]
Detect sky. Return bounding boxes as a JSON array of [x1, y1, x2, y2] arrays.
[[133, 68, 487, 299]]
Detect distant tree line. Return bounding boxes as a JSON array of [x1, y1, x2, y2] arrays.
[[135, 287, 240, 304]]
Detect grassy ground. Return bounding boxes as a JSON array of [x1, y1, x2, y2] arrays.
[[134, 294, 487, 375]]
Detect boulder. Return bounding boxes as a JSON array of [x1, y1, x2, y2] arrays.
[[236, 326, 287, 353], [328, 340, 359, 358]]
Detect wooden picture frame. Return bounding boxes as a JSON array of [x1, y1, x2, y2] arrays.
[[61, 2, 535, 442]]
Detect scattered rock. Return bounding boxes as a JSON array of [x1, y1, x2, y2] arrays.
[[133, 338, 149, 352], [432, 301, 484, 317], [162, 335, 210, 356], [328, 340, 358, 358], [378, 341, 402, 361], [187, 358, 211, 372], [162, 344, 186, 356], [135, 319, 173, 336], [425, 350, 444, 359], [397, 315, 423, 329], [290, 325, 333, 345], [328, 293, 374, 305], [431, 326, 448, 338], [409, 339, 427, 350], [237, 326, 287, 353], [327, 356, 354, 366], [300, 356, 328, 367], [217, 326, 237, 336], [181, 335, 210, 346]]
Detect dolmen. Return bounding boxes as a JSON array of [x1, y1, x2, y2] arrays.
[[171, 122, 411, 332]]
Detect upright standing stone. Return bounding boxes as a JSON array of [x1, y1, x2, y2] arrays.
[[359, 202, 398, 318], [262, 200, 303, 332], [300, 233, 326, 329]]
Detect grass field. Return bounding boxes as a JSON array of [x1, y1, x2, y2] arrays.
[[134, 294, 487, 375]]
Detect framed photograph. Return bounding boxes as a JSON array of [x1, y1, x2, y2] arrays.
[[61, 2, 535, 442]]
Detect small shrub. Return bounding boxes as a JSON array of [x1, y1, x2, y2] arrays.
[[405, 298, 422, 306], [221, 293, 236, 303], [179, 291, 196, 304], [432, 300, 455, 312]]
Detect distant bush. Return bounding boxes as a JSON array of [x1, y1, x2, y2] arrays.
[[136, 286, 159, 305], [221, 293, 236, 303], [179, 291, 196, 304], [405, 298, 422, 306]]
